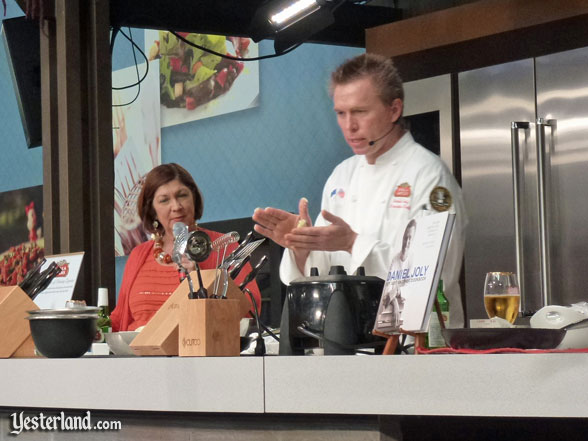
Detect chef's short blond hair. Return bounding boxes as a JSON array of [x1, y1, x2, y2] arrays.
[[330, 53, 405, 126]]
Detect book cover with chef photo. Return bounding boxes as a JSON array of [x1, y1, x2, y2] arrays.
[[374, 212, 455, 335]]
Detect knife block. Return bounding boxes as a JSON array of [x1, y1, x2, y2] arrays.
[[0, 285, 39, 358], [130, 269, 249, 356], [179, 298, 240, 357]]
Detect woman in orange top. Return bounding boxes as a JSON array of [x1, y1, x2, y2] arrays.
[[111, 163, 261, 331]]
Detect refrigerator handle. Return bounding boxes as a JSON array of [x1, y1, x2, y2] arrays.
[[536, 118, 556, 308], [510, 122, 529, 312]]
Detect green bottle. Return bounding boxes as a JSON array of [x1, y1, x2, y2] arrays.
[[426, 280, 449, 348], [95, 287, 112, 343]]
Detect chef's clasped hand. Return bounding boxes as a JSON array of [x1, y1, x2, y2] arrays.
[[253, 197, 357, 254]]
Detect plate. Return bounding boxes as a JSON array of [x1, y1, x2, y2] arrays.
[[441, 327, 566, 350]]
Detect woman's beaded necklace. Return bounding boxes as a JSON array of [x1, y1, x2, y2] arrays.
[[152, 233, 172, 264]]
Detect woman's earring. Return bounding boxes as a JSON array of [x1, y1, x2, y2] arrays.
[[153, 220, 159, 229]]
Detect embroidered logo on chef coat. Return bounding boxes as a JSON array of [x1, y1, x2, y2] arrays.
[[390, 183, 411, 209], [394, 183, 411, 198], [330, 188, 346, 199]]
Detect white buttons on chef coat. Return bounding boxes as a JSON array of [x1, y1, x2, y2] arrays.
[[351, 195, 357, 202]]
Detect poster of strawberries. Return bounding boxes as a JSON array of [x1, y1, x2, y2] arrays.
[[145, 30, 259, 128], [0, 185, 44, 286]]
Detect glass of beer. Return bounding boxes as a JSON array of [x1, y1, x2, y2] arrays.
[[483, 272, 520, 324]]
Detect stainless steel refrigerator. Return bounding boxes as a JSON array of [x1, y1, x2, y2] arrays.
[[459, 45, 588, 322]]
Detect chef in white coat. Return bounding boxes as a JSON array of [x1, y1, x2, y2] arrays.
[[253, 53, 467, 327]]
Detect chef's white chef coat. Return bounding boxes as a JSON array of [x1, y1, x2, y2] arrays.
[[280, 132, 468, 327]]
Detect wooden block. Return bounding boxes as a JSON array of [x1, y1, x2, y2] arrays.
[[179, 299, 240, 357], [0, 286, 39, 358], [11, 335, 38, 358], [130, 269, 249, 356]]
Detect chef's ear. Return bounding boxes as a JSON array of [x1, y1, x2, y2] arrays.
[[389, 98, 403, 124]]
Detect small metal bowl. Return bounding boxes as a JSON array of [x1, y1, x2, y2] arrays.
[[105, 331, 139, 356]]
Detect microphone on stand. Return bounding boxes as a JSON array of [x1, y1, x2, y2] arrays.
[[368, 125, 396, 146]]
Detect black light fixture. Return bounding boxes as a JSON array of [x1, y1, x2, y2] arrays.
[[249, 0, 345, 53]]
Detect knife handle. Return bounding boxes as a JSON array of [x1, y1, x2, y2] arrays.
[[229, 255, 251, 279], [239, 255, 268, 291]]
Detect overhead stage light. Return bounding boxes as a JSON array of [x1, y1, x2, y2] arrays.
[[249, 0, 345, 53], [270, 0, 321, 28]]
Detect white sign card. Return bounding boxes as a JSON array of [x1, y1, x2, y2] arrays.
[[33, 252, 85, 309], [374, 212, 454, 335]]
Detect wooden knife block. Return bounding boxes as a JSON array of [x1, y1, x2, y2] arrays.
[[0, 285, 39, 358], [130, 269, 250, 356], [179, 298, 240, 357]]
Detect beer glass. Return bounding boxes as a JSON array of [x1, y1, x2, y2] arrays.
[[483, 272, 520, 324]]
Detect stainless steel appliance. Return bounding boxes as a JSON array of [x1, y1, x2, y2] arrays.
[[459, 46, 588, 321]]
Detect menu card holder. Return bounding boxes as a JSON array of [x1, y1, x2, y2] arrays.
[[0, 285, 39, 358], [130, 269, 249, 356]]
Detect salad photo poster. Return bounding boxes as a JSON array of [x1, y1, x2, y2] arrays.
[[144, 30, 260, 128], [0, 185, 44, 286]]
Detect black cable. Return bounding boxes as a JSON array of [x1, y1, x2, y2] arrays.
[[259, 321, 280, 342], [168, 30, 302, 61], [243, 289, 266, 356], [112, 28, 149, 91], [112, 28, 146, 107]]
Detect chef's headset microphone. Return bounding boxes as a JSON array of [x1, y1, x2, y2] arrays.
[[368, 124, 396, 146]]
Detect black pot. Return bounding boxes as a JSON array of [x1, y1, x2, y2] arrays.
[[280, 266, 385, 355], [27, 315, 97, 358]]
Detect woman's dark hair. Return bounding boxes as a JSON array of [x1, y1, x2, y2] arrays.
[[137, 163, 204, 235]]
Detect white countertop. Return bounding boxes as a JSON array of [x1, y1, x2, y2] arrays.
[[1, 354, 587, 417], [264, 354, 588, 418], [0, 357, 265, 413]]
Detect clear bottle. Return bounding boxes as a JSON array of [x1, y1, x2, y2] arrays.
[[95, 287, 112, 343], [426, 280, 449, 348]]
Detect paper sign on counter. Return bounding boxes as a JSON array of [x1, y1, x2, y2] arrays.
[[33, 252, 84, 309]]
